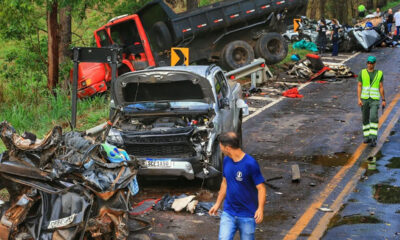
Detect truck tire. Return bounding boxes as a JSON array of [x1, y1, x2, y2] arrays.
[[152, 21, 172, 50], [221, 40, 255, 70], [255, 32, 288, 65], [206, 144, 223, 190]]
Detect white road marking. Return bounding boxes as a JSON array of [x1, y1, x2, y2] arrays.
[[243, 52, 360, 123], [248, 107, 258, 112], [248, 96, 273, 101], [340, 52, 360, 64]]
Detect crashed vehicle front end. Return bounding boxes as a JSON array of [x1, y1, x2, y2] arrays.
[[107, 69, 230, 181], [0, 122, 137, 239]]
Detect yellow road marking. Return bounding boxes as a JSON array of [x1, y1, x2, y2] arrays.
[[283, 93, 400, 240]]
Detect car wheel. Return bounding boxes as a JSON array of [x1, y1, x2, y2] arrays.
[[255, 32, 288, 65], [206, 144, 223, 190], [221, 40, 255, 70]]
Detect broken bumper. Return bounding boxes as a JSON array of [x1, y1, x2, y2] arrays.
[[137, 155, 203, 180]]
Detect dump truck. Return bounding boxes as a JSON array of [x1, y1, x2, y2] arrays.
[[72, 0, 308, 98], [139, 0, 307, 69]]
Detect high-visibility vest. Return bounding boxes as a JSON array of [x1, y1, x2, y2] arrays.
[[361, 69, 383, 100], [358, 4, 366, 12]]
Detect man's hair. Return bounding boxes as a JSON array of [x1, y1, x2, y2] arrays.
[[218, 132, 240, 149]]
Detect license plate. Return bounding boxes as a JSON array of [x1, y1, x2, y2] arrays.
[[145, 158, 172, 168]]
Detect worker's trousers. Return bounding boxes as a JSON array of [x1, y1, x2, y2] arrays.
[[361, 99, 380, 140]]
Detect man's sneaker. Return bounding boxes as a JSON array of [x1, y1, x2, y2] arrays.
[[363, 138, 371, 144], [370, 139, 377, 147]]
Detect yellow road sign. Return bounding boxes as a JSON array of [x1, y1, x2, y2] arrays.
[[171, 47, 189, 66], [294, 18, 301, 32]]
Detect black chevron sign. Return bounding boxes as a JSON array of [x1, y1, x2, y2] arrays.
[[171, 47, 189, 66]]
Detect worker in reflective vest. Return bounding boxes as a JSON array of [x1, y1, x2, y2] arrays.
[[357, 56, 386, 147]]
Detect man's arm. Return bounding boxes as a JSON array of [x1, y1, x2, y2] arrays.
[[380, 82, 386, 107], [358, 81, 363, 106], [209, 177, 227, 216], [254, 183, 266, 224]]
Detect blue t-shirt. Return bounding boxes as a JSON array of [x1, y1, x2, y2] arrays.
[[223, 154, 265, 218]]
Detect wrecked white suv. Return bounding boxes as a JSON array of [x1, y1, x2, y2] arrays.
[[106, 65, 248, 189]]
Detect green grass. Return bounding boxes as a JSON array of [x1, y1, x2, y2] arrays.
[[0, 92, 109, 153], [381, 0, 400, 12]]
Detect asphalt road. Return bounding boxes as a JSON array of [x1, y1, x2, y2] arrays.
[[129, 46, 400, 240]]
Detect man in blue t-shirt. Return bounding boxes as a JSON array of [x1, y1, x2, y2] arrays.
[[209, 132, 266, 240]]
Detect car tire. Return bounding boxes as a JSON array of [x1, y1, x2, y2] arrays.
[[221, 40, 255, 70], [152, 21, 172, 50], [206, 144, 223, 190], [255, 32, 288, 65]]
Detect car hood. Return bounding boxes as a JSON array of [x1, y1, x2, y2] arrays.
[[111, 70, 215, 107]]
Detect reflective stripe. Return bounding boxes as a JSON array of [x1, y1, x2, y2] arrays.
[[363, 124, 370, 130], [363, 130, 370, 137], [370, 122, 378, 128], [360, 69, 383, 100], [369, 129, 378, 136]]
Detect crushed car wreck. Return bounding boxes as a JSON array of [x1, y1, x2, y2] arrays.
[[106, 65, 248, 189], [0, 121, 138, 239]]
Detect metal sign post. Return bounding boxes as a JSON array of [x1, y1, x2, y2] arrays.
[[71, 47, 122, 129]]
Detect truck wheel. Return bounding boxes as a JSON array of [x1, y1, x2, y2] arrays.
[[222, 40, 255, 70], [206, 145, 223, 190], [152, 21, 172, 50], [255, 32, 288, 65]]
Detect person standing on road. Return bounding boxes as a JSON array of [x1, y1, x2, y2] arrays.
[[386, 9, 394, 34], [358, 4, 366, 18], [394, 9, 400, 37], [331, 19, 340, 56], [317, 18, 328, 55], [357, 56, 386, 147], [209, 132, 266, 240]]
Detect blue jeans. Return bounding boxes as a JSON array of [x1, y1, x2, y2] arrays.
[[219, 211, 256, 240], [332, 40, 339, 56], [387, 23, 392, 33]]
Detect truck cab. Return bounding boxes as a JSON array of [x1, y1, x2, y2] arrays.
[[72, 14, 156, 98]]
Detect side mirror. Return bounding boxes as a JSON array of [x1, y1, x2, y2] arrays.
[[220, 98, 230, 109]]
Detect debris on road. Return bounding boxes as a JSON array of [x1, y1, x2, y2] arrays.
[[291, 164, 301, 182], [153, 194, 221, 216], [318, 207, 333, 212], [286, 54, 354, 80], [0, 121, 138, 239]]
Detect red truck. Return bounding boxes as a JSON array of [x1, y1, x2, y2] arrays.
[[72, 14, 157, 98], [73, 0, 307, 98]]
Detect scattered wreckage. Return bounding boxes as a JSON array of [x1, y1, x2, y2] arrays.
[[284, 16, 392, 52], [285, 54, 354, 80], [106, 65, 249, 189], [0, 121, 138, 239]]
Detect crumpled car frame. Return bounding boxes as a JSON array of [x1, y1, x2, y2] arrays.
[[0, 121, 137, 240]]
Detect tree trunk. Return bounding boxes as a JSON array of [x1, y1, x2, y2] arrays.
[[306, 0, 326, 20], [59, 5, 72, 65], [59, 5, 72, 89], [187, 0, 198, 11], [47, 0, 59, 92]]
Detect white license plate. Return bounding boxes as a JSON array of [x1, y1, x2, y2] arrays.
[[145, 159, 172, 168]]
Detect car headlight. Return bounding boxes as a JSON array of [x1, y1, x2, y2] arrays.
[[106, 128, 123, 145]]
